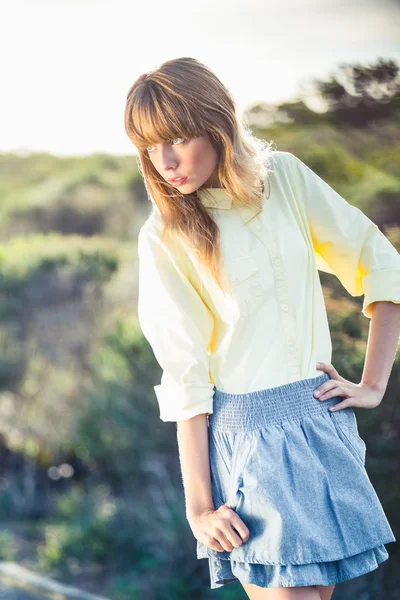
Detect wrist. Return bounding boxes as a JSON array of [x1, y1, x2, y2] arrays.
[[186, 505, 215, 521], [360, 379, 386, 399]]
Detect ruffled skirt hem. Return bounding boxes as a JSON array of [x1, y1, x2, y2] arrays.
[[205, 544, 390, 589]]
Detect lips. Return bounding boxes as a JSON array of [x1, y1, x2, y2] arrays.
[[168, 176, 188, 186], [169, 176, 187, 183]]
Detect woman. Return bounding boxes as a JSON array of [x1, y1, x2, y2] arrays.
[[124, 57, 400, 599]]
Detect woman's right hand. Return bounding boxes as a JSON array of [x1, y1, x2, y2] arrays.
[[187, 501, 250, 552]]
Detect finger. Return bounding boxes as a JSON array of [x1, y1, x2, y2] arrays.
[[208, 538, 226, 552], [329, 399, 352, 412], [227, 512, 250, 543], [214, 528, 237, 552], [219, 504, 250, 544], [317, 361, 340, 380], [219, 528, 243, 550], [314, 380, 344, 400], [219, 521, 246, 549]]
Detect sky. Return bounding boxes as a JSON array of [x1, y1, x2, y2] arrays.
[[1, 0, 399, 157]]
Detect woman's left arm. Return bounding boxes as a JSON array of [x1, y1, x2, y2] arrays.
[[361, 300, 400, 398], [284, 152, 400, 410], [314, 301, 400, 411]]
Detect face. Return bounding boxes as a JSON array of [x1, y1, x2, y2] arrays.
[[146, 133, 222, 191]]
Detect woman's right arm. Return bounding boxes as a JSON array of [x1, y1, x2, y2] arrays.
[[137, 222, 249, 551], [177, 413, 249, 552], [177, 413, 214, 520]]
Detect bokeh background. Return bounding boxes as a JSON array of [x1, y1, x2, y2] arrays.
[[0, 0, 399, 598]]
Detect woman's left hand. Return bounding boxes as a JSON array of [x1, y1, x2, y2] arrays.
[[314, 362, 384, 411]]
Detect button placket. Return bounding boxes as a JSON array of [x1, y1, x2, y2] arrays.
[[249, 216, 301, 382]]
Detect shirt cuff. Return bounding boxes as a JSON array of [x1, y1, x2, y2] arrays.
[[362, 269, 400, 318], [154, 382, 215, 422]]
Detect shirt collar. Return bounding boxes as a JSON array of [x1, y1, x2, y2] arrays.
[[197, 187, 232, 210], [197, 187, 262, 224]]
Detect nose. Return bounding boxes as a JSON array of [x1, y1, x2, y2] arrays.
[[159, 145, 178, 172]]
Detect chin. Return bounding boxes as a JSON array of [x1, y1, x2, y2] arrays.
[[180, 183, 198, 194]]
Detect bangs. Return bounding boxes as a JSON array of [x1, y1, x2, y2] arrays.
[[127, 83, 204, 150]]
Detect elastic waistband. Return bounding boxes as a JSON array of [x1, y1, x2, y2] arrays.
[[208, 373, 338, 432]]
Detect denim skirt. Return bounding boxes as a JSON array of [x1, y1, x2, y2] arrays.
[[196, 372, 396, 589]]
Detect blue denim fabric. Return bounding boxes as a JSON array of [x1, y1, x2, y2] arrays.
[[196, 373, 396, 589]]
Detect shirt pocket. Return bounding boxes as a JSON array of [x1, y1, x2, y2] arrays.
[[225, 255, 265, 319]]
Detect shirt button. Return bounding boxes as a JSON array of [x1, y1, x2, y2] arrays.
[[289, 347, 296, 354], [281, 303, 289, 311], [254, 222, 261, 231], [274, 258, 281, 267]]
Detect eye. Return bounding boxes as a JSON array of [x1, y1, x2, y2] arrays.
[[146, 137, 185, 154], [146, 144, 155, 153]]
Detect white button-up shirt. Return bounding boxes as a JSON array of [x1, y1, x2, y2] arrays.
[[137, 151, 400, 422]]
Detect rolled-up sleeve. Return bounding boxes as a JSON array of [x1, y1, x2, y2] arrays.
[[137, 223, 215, 422], [287, 152, 400, 319]]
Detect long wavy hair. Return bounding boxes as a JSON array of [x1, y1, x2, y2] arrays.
[[124, 56, 276, 291]]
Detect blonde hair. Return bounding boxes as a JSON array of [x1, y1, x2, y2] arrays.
[[124, 56, 275, 291]]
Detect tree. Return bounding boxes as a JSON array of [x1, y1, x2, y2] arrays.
[[310, 58, 400, 126]]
